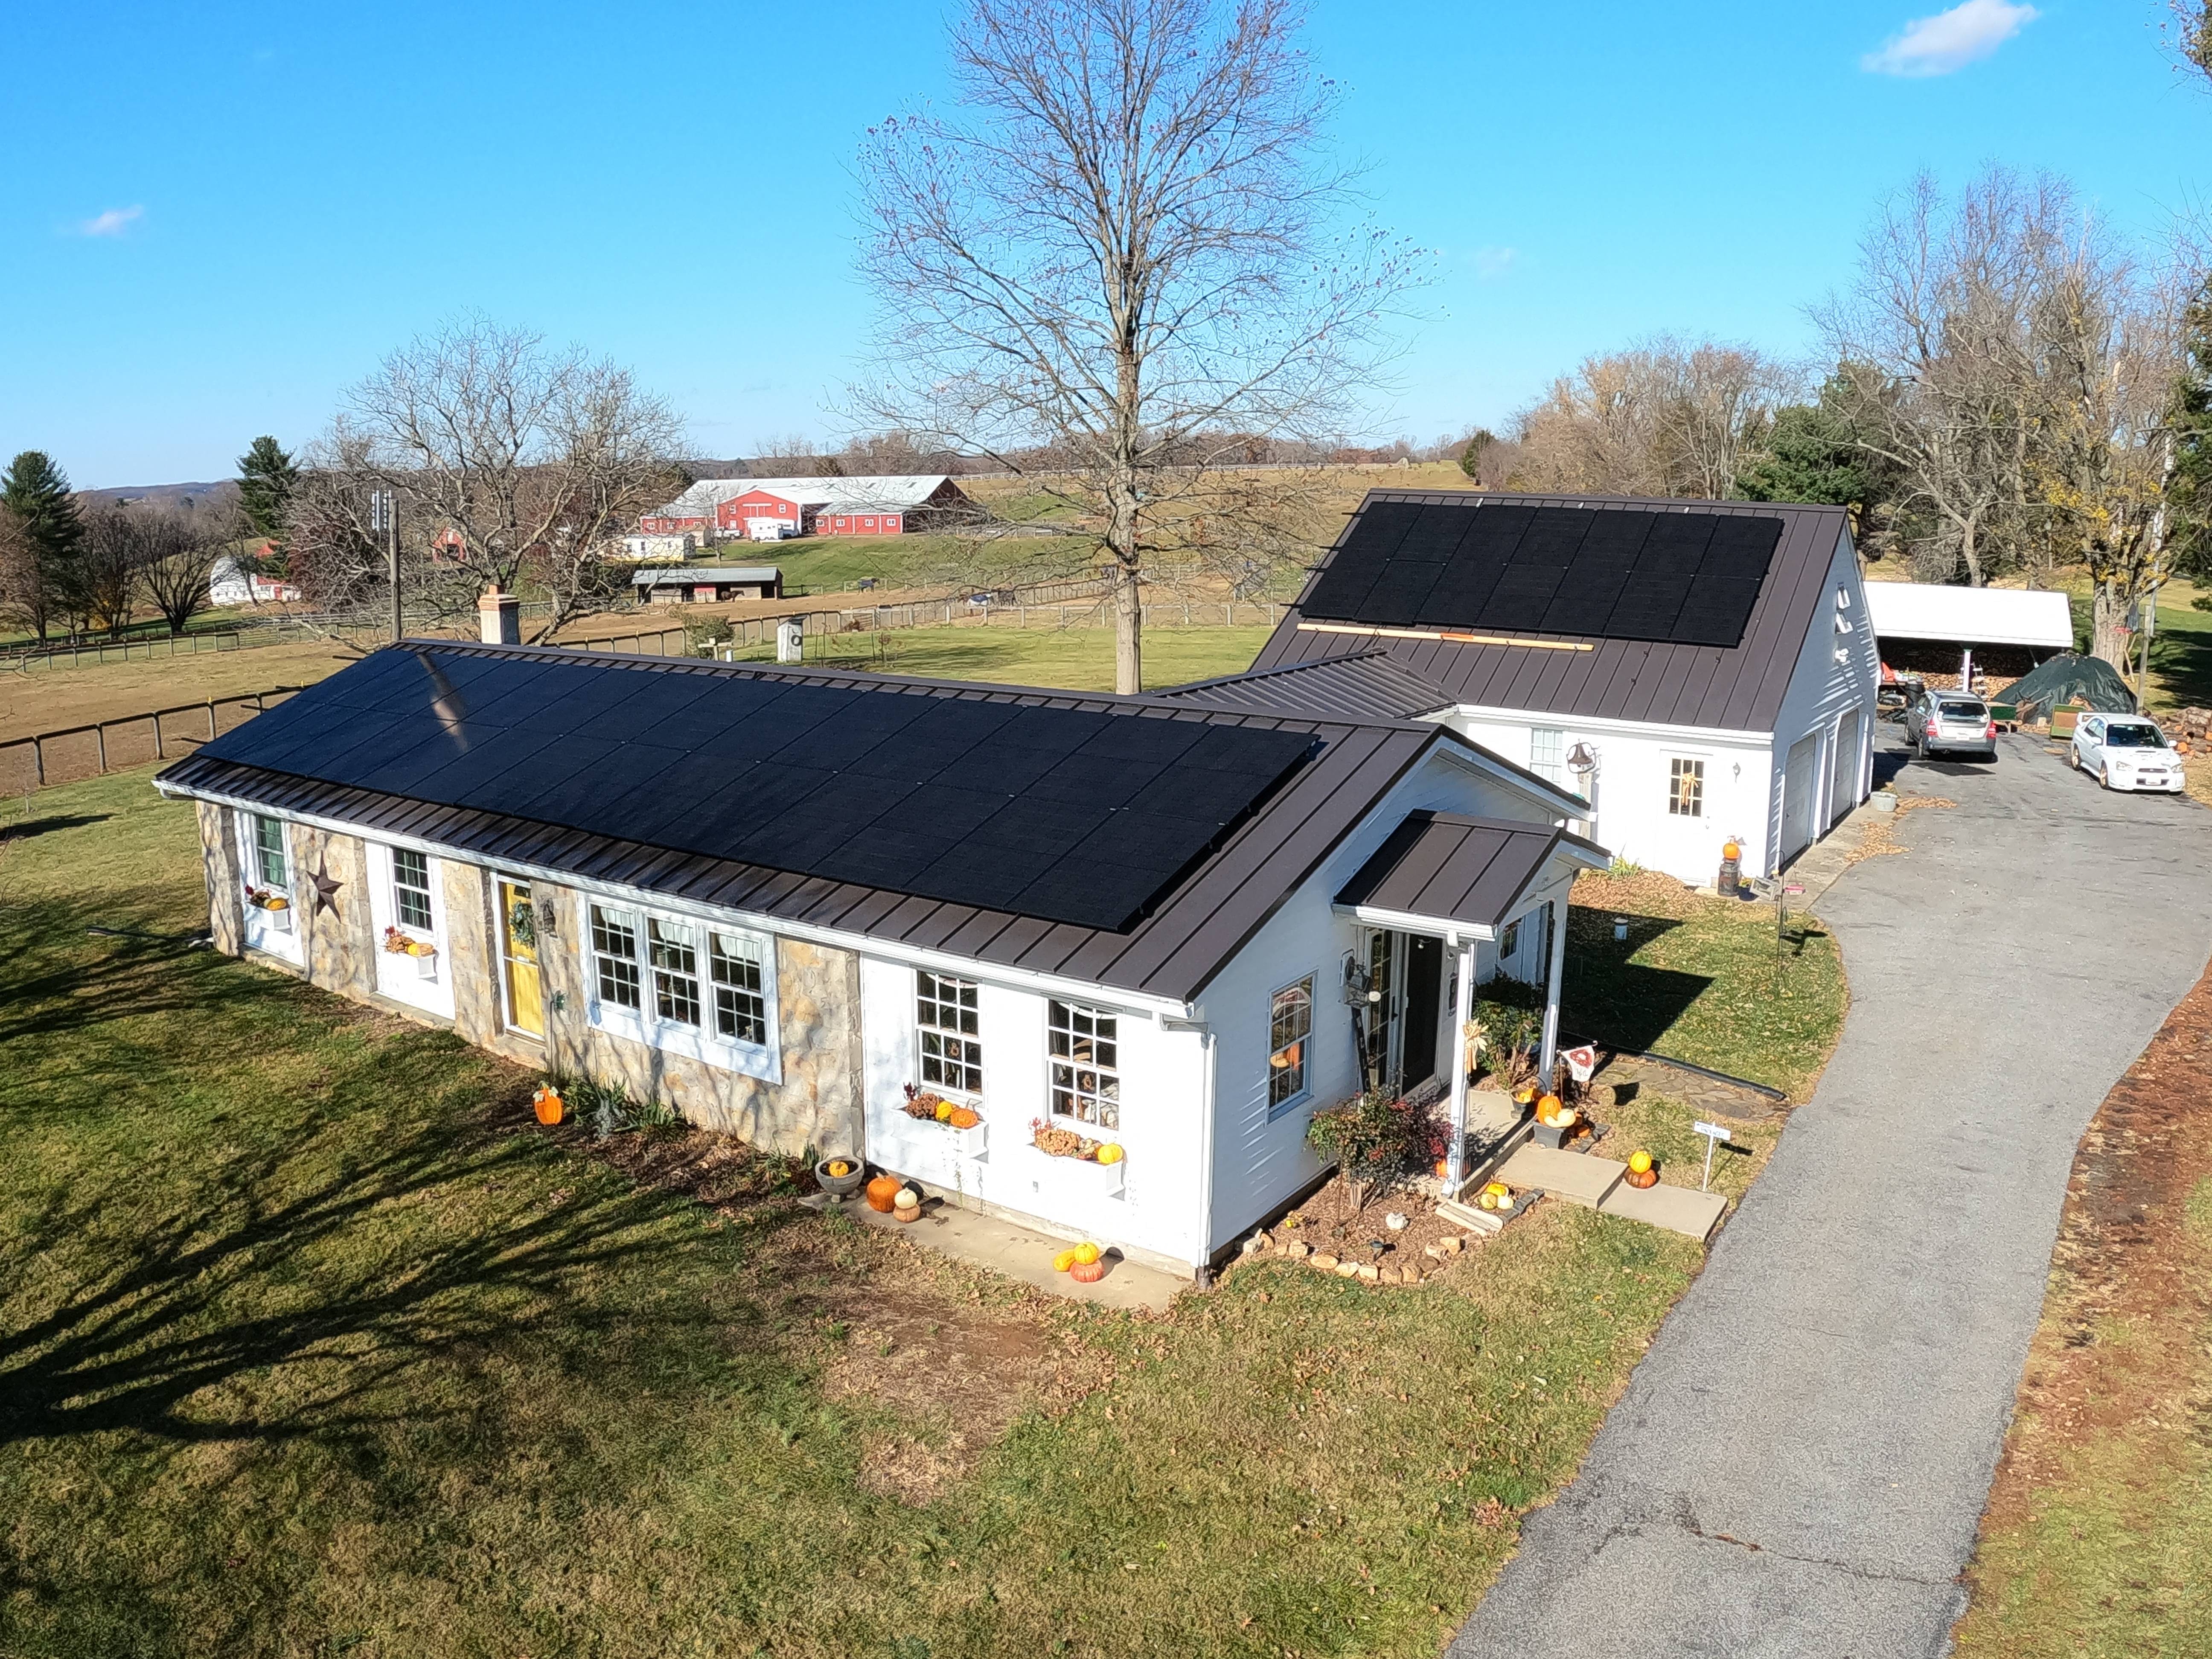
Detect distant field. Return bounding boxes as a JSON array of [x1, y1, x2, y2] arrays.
[[729, 623, 1274, 691]]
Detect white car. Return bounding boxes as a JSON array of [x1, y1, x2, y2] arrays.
[[2070, 713, 2187, 793]]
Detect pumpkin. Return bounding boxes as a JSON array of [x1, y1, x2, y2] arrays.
[[865, 1174, 902, 1213], [894, 1202, 921, 1222], [934, 1099, 955, 1123], [1512, 1085, 1537, 1106], [1072, 1241, 1101, 1266], [1095, 1143, 1125, 1166], [532, 1086, 564, 1126], [1484, 1181, 1511, 1199], [1537, 1093, 1562, 1121], [1052, 1247, 1079, 1273], [827, 1159, 853, 1178], [894, 1187, 922, 1210], [947, 1106, 981, 1130], [1068, 1258, 1106, 1284], [1628, 1150, 1653, 1175]]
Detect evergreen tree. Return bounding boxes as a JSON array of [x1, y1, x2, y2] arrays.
[[236, 435, 298, 547], [1736, 369, 1903, 551], [2165, 277, 2212, 584], [1458, 428, 1496, 480], [0, 451, 85, 641]]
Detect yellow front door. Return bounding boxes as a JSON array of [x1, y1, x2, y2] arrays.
[[499, 880, 545, 1037]]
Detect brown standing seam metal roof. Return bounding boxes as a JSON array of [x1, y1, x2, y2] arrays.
[[157, 642, 1562, 1007], [1249, 492, 1852, 734], [1157, 650, 1456, 722], [1333, 812, 1607, 932]]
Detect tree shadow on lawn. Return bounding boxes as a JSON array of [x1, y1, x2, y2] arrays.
[[1561, 908, 1712, 1056]]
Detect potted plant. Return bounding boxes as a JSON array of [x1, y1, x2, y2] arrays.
[[902, 1083, 987, 1158], [244, 886, 293, 931], [1027, 1118, 1126, 1197], [381, 926, 439, 978]]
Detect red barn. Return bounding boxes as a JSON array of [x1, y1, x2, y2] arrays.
[[638, 474, 972, 541]]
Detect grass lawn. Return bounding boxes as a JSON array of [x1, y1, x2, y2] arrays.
[[731, 623, 1276, 692], [1562, 870, 1848, 1102], [0, 765, 1807, 1659]]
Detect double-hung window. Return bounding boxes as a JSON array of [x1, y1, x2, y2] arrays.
[[649, 919, 702, 1026], [1668, 757, 1706, 818], [710, 932, 767, 1045], [917, 970, 982, 1096], [391, 847, 433, 931], [1530, 726, 1566, 786], [250, 814, 289, 891], [590, 905, 644, 1010], [1048, 1000, 1119, 1129], [1267, 977, 1313, 1116]]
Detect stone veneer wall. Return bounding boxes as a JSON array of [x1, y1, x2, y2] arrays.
[[192, 803, 864, 1158]]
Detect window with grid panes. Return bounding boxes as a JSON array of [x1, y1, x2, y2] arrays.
[[1048, 1000, 1119, 1129], [590, 905, 643, 1009], [251, 815, 289, 890], [1530, 726, 1566, 785], [916, 970, 982, 1095], [710, 931, 767, 1045], [649, 918, 701, 1027], [1668, 757, 1706, 818], [1268, 977, 1313, 1114], [391, 847, 433, 931]]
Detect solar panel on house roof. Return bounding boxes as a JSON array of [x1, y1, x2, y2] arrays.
[[1301, 501, 1785, 649], [196, 646, 1319, 933]]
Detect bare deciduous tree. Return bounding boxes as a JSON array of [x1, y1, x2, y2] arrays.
[[1508, 337, 1795, 501], [854, 0, 1421, 693], [288, 318, 687, 640]]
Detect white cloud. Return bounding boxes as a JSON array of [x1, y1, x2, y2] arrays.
[[1863, 0, 2037, 76], [77, 205, 145, 237], [1470, 246, 1519, 279]]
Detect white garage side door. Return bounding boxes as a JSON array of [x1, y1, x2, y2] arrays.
[[1829, 710, 1861, 828], [1781, 733, 1820, 862]]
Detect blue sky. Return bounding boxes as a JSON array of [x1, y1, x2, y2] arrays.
[[4, 0, 2204, 487]]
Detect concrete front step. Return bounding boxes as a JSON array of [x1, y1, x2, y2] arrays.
[[1598, 1179, 1730, 1242], [1496, 1143, 1627, 1209]]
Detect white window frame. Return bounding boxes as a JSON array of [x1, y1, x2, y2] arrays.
[[1047, 998, 1121, 1130], [916, 969, 984, 1099], [390, 845, 434, 935], [1529, 726, 1566, 785], [585, 898, 780, 1080], [1266, 974, 1316, 1120], [245, 811, 291, 894]]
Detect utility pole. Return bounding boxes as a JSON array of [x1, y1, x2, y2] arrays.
[[370, 489, 402, 641]]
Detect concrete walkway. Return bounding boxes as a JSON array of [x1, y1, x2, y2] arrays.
[[1449, 731, 2212, 1659]]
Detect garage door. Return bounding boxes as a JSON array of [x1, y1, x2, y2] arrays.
[[1829, 710, 1861, 828], [1781, 733, 1820, 862]]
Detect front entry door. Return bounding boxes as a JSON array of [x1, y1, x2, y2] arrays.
[[1400, 934, 1442, 1091], [498, 879, 544, 1037], [1361, 930, 1444, 1096]]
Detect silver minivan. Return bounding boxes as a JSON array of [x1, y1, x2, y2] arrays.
[[1908, 689, 1997, 759]]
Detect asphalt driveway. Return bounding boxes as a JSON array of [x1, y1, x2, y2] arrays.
[[1449, 728, 2212, 1659]]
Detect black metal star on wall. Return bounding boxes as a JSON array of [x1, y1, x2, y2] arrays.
[[309, 856, 344, 917]]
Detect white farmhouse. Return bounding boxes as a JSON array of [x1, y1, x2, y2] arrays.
[[1230, 492, 1878, 884]]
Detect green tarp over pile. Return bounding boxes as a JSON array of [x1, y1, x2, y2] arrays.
[[1998, 652, 2134, 718]]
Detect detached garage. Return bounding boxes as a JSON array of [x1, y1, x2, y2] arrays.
[[1195, 491, 1880, 883]]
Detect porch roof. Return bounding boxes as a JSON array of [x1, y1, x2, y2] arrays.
[[1333, 811, 1606, 939]]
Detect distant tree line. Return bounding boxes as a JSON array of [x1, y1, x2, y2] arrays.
[[0, 450, 247, 643]]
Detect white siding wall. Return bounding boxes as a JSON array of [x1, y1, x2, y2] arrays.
[[1444, 711, 1771, 885], [1193, 748, 1565, 1257], [858, 957, 1212, 1270], [1764, 532, 1881, 871]]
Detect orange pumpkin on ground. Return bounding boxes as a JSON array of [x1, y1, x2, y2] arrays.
[[1069, 1258, 1106, 1284], [532, 1086, 564, 1126], [865, 1174, 902, 1213]]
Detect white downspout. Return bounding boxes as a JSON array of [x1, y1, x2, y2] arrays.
[[1445, 934, 1474, 1195], [1193, 1024, 1218, 1284]]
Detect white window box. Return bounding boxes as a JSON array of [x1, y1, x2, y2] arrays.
[[1025, 1145, 1126, 1202], [250, 900, 294, 934], [946, 1118, 988, 1161]]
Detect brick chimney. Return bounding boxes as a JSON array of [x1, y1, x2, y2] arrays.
[[477, 584, 521, 646]]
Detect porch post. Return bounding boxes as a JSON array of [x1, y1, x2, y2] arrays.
[[1446, 935, 1475, 1192], [1539, 898, 1566, 1091]]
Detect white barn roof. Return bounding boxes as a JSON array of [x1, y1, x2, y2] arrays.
[[1864, 582, 2073, 650]]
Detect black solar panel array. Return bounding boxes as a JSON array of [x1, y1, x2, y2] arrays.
[[196, 648, 1318, 933], [1301, 501, 1786, 649]]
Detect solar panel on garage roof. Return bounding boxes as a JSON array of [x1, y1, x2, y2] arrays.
[[1302, 501, 1784, 649], [198, 647, 1319, 933]]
